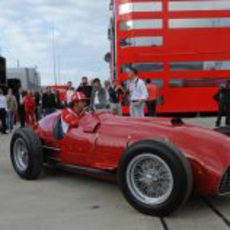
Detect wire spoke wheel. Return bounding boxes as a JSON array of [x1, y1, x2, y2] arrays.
[[126, 153, 174, 205], [119, 141, 192, 216], [13, 138, 29, 172]]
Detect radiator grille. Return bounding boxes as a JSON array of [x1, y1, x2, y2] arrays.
[[219, 167, 230, 194]]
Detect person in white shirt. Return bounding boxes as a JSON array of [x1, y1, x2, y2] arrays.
[[0, 88, 7, 134], [65, 81, 74, 107], [128, 68, 148, 117], [16, 87, 26, 128], [104, 80, 111, 109]]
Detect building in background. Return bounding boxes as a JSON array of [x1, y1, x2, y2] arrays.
[[7, 68, 41, 92]]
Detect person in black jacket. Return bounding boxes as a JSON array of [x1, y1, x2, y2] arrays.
[[42, 87, 56, 116], [77, 76, 92, 106], [225, 82, 230, 125], [215, 83, 230, 127], [0, 88, 7, 134], [109, 80, 125, 115], [33, 90, 41, 121], [55, 90, 63, 109]]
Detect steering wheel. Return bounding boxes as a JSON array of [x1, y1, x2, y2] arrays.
[[84, 105, 96, 113]]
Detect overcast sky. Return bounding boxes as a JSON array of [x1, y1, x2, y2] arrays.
[[0, 0, 110, 86]]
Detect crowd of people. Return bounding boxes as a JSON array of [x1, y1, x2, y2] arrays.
[[2, 66, 230, 134], [0, 67, 159, 134], [64, 68, 158, 117], [0, 88, 40, 134]]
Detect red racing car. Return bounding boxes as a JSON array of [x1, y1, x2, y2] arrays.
[[10, 110, 230, 216]]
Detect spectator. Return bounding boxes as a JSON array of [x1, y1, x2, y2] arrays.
[[6, 88, 18, 133], [120, 81, 130, 106], [15, 87, 26, 128], [24, 91, 36, 127], [77, 76, 93, 106], [55, 90, 63, 109], [146, 79, 158, 116], [104, 80, 111, 109], [215, 82, 230, 127], [66, 81, 74, 107], [42, 88, 49, 116], [91, 78, 107, 110], [226, 82, 230, 125], [61, 92, 87, 135], [128, 68, 148, 117], [33, 90, 41, 121], [0, 88, 7, 134], [109, 80, 124, 116], [42, 87, 56, 116]]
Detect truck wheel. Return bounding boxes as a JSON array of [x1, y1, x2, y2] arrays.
[[118, 140, 193, 217], [10, 128, 43, 180]]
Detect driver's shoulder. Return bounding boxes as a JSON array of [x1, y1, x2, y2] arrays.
[[61, 108, 76, 120]]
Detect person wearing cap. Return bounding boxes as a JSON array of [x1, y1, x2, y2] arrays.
[[61, 92, 87, 134], [0, 88, 7, 134]]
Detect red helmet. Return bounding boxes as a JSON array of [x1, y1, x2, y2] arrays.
[[71, 92, 86, 103]]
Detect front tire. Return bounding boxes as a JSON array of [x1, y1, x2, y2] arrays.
[[118, 140, 193, 217], [10, 128, 43, 180]]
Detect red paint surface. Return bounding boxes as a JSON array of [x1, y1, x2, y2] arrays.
[[37, 111, 230, 196]]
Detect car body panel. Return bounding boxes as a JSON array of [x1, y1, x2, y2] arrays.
[[36, 111, 230, 196]]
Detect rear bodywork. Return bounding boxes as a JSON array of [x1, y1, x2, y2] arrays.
[[36, 111, 230, 197]]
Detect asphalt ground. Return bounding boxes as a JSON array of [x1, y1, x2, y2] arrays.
[[0, 116, 230, 230]]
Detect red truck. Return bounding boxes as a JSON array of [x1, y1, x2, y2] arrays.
[[108, 0, 230, 114]]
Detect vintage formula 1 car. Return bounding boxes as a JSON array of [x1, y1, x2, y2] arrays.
[[10, 109, 230, 216]]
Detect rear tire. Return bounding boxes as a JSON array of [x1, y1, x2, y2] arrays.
[[10, 128, 43, 180], [118, 140, 193, 217]]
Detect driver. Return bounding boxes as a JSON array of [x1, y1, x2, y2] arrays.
[[61, 92, 87, 133]]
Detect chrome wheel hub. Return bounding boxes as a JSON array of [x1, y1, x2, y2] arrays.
[[126, 154, 174, 205], [13, 138, 29, 172]]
